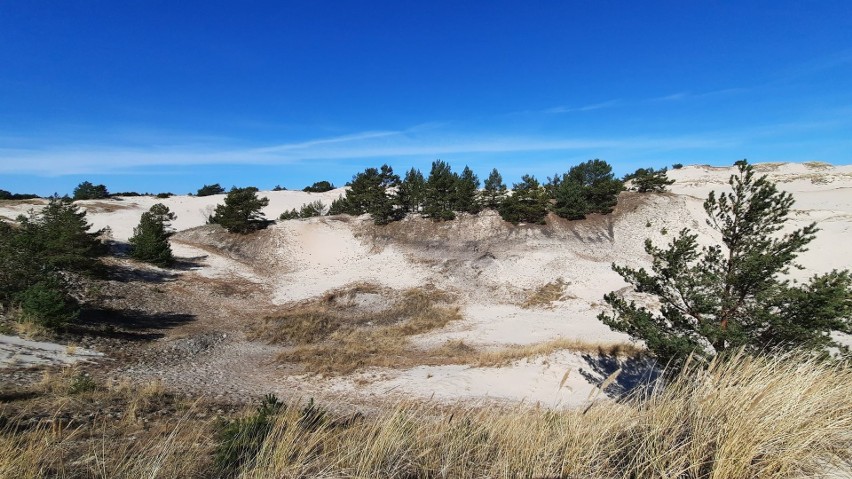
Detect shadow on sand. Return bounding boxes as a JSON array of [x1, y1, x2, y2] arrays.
[[73, 308, 195, 341], [579, 352, 662, 400]]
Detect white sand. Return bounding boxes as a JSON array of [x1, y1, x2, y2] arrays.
[[0, 334, 103, 368]]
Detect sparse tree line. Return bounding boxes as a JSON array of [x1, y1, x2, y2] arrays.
[[277, 159, 674, 226]]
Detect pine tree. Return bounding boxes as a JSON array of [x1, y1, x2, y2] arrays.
[[550, 159, 624, 220], [498, 175, 549, 224], [423, 160, 457, 221], [625, 167, 675, 192], [197, 183, 225, 196], [552, 179, 588, 220], [209, 187, 270, 233], [340, 165, 400, 224], [481, 168, 507, 210], [129, 203, 176, 266], [396, 168, 426, 214], [327, 196, 349, 216], [454, 166, 481, 214], [0, 197, 99, 329], [302, 181, 335, 193], [298, 200, 326, 218], [600, 160, 852, 367], [72, 181, 109, 200], [18, 196, 107, 274]]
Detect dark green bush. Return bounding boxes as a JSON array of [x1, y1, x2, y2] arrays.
[[299, 200, 325, 218], [0, 189, 39, 200], [302, 181, 335, 193], [18, 277, 79, 330], [68, 374, 97, 394], [197, 183, 226, 197], [278, 208, 300, 220], [73, 181, 109, 200]]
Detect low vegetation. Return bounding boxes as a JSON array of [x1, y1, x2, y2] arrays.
[[2, 353, 847, 478], [0, 189, 39, 200], [252, 285, 463, 374], [522, 278, 569, 308], [302, 180, 335, 193], [196, 183, 226, 196]]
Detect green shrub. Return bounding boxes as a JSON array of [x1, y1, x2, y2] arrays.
[[302, 181, 335, 193], [72, 181, 109, 200], [625, 167, 675, 193], [278, 209, 300, 220], [18, 277, 79, 330], [68, 374, 97, 394], [197, 183, 225, 197], [299, 200, 326, 218], [551, 159, 624, 220]]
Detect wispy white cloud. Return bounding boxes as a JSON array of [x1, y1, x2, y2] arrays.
[[0, 127, 737, 176], [650, 88, 746, 102], [544, 99, 622, 114]]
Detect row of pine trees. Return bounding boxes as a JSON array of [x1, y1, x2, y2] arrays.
[[308, 159, 671, 225]]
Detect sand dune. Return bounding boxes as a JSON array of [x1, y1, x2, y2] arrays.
[[2, 162, 850, 406]]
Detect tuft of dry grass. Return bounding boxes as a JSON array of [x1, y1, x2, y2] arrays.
[[273, 287, 463, 375], [522, 278, 570, 309], [474, 338, 644, 367], [255, 284, 463, 374]]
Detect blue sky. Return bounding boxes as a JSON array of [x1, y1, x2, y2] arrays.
[[1, 1, 851, 196]]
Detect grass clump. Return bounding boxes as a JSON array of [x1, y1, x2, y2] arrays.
[[522, 278, 569, 309], [253, 285, 463, 374]]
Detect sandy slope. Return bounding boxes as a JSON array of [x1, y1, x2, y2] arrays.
[[1, 162, 850, 407]]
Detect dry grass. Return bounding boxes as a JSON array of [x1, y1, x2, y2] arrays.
[[0, 199, 44, 207], [78, 200, 136, 214], [522, 278, 570, 309], [241, 352, 852, 478], [803, 161, 833, 170], [256, 283, 644, 373], [0, 368, 218, 478], [1, 353, 849, 478], [268, 286, 463, 374], [474, 338, 644, 367]]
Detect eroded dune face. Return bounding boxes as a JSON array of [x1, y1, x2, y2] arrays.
[[2, 162, 850, 405]]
